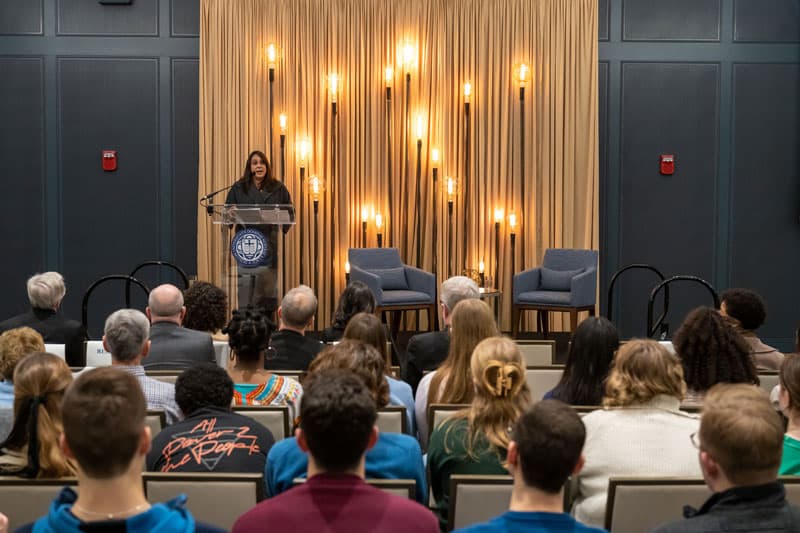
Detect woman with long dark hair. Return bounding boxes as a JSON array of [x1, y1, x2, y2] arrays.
[[321, 281, 376, 343], [544, 316, 619, 405]]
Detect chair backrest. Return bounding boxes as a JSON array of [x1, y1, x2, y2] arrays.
[[606, 477, 800, 532], [376, 406, 407, 434], [759, 371, 779, 396], [525, 367, 565, 401], [515, 340, 556, 367], [348, 247, 403, 269], [232, 405, 291, 440], [146, 410, 167, 438], [142, 472, 264, 531], [292, 477, 416, 499], [213, 341, 230, 368], [0, 477, 78, 530], [44, 344, 65, 359], [427, 403, 470, 436], [145, 370, 181, 385], [84, 340, 112, 367], [542, 248, 598, 272], [448, 475, 513, 531]]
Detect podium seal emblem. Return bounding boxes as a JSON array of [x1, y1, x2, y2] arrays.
[[231, 229, 271, 267]]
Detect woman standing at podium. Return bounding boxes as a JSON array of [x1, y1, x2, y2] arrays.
[[226, 150, 292, 316]]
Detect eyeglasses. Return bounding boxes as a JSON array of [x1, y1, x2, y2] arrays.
[[690, 432, 701, 449]]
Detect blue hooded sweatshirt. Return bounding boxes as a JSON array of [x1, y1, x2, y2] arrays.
[[25, 487, 223, 533]]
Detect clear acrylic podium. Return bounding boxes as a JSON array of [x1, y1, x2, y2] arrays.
[[209, 204, 295, 314]]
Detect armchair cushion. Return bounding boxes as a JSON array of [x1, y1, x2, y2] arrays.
[[517, 290, 572, 306], [381, 290, 433, 305], [540, 267, 584, 291], [367, 267, 408, 290]]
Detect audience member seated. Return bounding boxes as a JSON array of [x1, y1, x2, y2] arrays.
[[0, 272, 86, 367], [415, 299, 497, 447], [266, 340, 427, 503], [143, 283, 216, 370], [454, 400, 606, 533], [778, 354, 800, 475], [21, 367, 223, 533], [543, 316, 619, 405], [344, 312, 415, 435], [0, 352, 73, 477], [104, 309, 181, 424], [572, 340, 700, 528], [429, 337, 532, 528], [267, 285, 323, 371], [235, 368, 437, 533], [321, 281, 376, 343], [0, 327, 45, 409], [147, 363, 274, 473], [183, 281, 229, 342], [404, 276, 479, 392], [225, 309, 303, 420], [672, 307, 758, 405], [720, 288, 784, 370], [652, 384, 800, 532]]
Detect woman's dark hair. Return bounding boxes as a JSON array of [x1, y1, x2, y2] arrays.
[[550, 317, 619, 406], [183, 281, 228, 333], [240, 150, 278, 194], [223, 308, 272, 362], [331, 281, 376, 331], [673, 306, 758, 393]]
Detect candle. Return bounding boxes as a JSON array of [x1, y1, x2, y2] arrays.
[[375, 213, 383, 229], [345, 261, 350, 274], [384, 66, 393, 86], [518, 63, 528, 84], [479, 260, 485, 274], [431, 148, 440, 164], [402, 42, 415, 70], [279, 114, 287, 134], [298, 138, 311, 164], [447, 177, 454, 197], [310, 175, 320, 197], [329, 73, 339, 101], [509, 213, 517, 230], [266, 43, 277, 68], [494, 208, 504, 223], [361, 207, 369, 221], [415, 115, 424, 141], [463, 82, 472, 99]]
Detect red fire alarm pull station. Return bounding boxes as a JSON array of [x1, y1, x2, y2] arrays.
[[102, 150, 118, 171], [660, 154, 674, 175]]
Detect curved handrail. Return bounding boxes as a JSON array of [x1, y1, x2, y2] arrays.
[[82, 275, 151, 338], [647, 275, 719, 338], [606, 264, 670, 334], [125, 261, 190, 307]]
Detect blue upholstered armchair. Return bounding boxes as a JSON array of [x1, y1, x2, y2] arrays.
[[512, 248, 598, 336], [348, 248, 437, 332]]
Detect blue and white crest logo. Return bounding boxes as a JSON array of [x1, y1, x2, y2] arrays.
[[231, 230, 271, 267]]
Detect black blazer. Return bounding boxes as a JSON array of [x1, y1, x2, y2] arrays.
[[143, 322, 216, 370], [0, 308, 86, 366], [403, 330, 450, 393], [266, 329, 323, 371]]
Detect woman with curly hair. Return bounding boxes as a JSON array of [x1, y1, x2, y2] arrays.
[[427, 336, 531, 528], [415, 299, 498, 448], [672, 306, 758, 405], [321, 281, 376, 343], [183, 281, 229, 342], [225, 309, 302, 419], [571, 340, 699, 527], [0, 352, 74, 478]]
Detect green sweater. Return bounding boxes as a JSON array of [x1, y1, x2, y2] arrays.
[[779, 434, 800, 475], [427, 417, 508, 530]]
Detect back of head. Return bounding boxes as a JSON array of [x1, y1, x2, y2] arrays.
[[62, 367, 146, 479], [342, 312, 387, 364], [147, 284, 184, 319], [720, 288, 767, 331], [555, 316, 619, 405], [465, 337, 531, 452], [224, 308, 270, 362], [332, 281, 375, 330], [1, 352, 73, 478], [431, 298, 498, 405], [280, 285, 318, 329], [300, 368, 377, 473], [0, 327, 45, 381], [104, 309, 150, 362], [673, 306, 757, 393], [604, 339, 686, 407], [513, 400, 586, 493], [183, 281, 228, 333], [307, 339, 389, 408], [440, 276, 480, 312], [175, 363, 234, 416], [780, 354, 800, 415], [27, 272, 66, 310], [700, 384, 783, 485]]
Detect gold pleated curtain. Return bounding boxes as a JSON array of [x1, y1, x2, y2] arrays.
[[198, 0, 599, 332]]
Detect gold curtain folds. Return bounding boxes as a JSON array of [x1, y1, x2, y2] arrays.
[[198, 0, 598, 331]]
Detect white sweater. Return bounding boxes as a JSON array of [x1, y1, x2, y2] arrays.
[[572, 395, 701, 528]]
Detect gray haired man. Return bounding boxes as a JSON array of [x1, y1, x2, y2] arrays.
[[267, 285, 323, 371]]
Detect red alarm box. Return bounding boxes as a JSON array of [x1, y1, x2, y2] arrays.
[[102, 150, 118, 171], [660, 154, 674, 175]]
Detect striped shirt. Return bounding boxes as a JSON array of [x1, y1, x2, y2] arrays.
[[118, 365, 182, 425], [233, 375, 303, 421]]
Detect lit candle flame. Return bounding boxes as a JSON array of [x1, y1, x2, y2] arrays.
[[361, 207, 369, 221], [402, 42, 415, 68], [279, 113, 287, 134], [519, 63, 528, 83], [494, 208, 504, 223], [509, 213, 517, 230], [266, 43, 277, 65], [431, 147, 440, 164], [384, 66, 393, 85], [447, 177, 454, 196], [415, 114, 424, 140], [479, 260, 485, 274], [463, 82, 472, 98], [310, 175, 320, 196], [345, 261, 350, 274], [329, 73, 339, 101], [298, 138, 311, 164], [375, 213, 383, 229]]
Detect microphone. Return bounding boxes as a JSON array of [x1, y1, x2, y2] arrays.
[[201, 183, 235, 202]]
